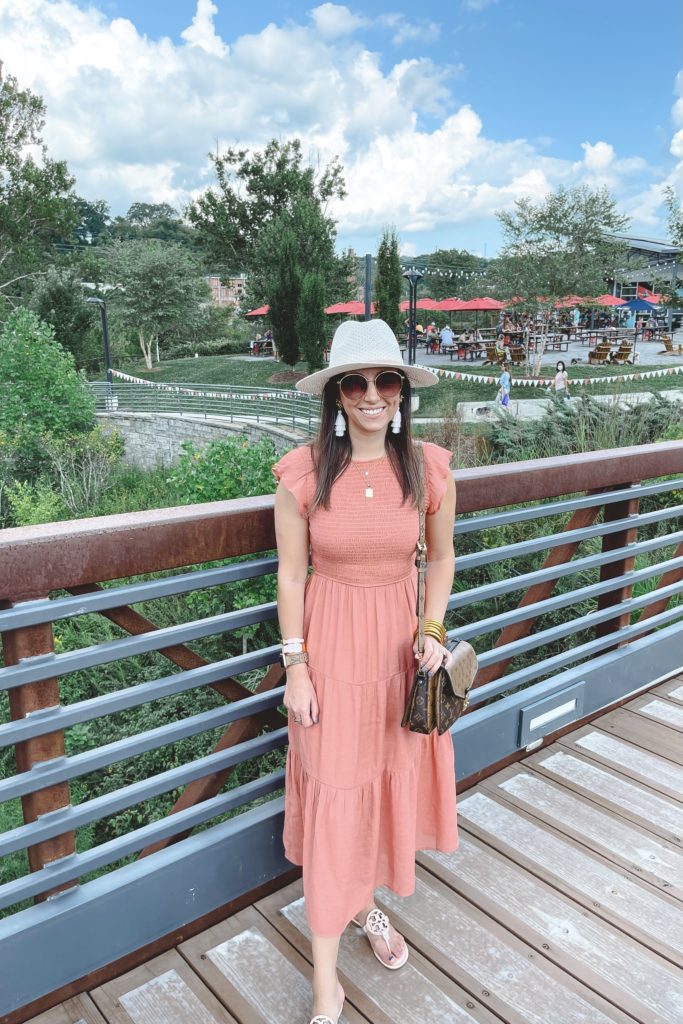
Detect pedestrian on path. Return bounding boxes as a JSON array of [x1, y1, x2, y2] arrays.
[[553, 360, 571, 399], [496, 360, 511, 408]]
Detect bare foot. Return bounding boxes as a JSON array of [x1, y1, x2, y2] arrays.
[[310, 977, 345, 1022]]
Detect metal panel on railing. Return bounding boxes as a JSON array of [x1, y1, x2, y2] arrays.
[[0, 442, 682, 1015]]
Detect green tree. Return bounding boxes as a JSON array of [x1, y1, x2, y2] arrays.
[[374, 227, 402, 335], [126, 202, 180, 227], [491, 185, 629, 300], [71, 197, 111, 245], [0, 308, 95, 473], [267, 226, 300, 367], [0, 67, 75, 304], [297, 270, 327, 372], [187, 138, 346, 275], [102, 240, 211, 368], [29, 265, 99, 369], [663, 185, 683, 247]]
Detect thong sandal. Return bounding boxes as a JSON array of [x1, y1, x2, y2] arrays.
[[351, 907, 409, 970], [309, 985, 345, 1024]]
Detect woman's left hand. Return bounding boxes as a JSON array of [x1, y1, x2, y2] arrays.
[[414, 634, 451, 676]]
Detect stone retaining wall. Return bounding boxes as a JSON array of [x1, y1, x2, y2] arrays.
[[97, 412, 304, 470]]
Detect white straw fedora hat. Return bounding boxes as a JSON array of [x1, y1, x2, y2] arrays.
[[295, 319, 439, 394]]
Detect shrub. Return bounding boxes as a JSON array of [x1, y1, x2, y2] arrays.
[[169, 436, 280, 503], [0, 308, 95, 475]]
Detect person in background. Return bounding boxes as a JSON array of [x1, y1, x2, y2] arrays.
[[440, 324, 454, 351], [496, 360, 511, 408], [553, 360, 570, 398]]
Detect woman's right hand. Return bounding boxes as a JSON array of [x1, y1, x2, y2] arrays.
[[283, 664, 319, 727]]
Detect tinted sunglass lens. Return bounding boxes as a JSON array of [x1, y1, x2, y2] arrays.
[[376, 372, 403, 397], [339, 374, 367, 399]]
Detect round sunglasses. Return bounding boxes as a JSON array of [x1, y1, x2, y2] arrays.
[[337, 370, 405, 401]]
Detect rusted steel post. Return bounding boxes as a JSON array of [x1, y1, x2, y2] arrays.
[[595, 486, 640, 650], [2, 610, 77, 899]]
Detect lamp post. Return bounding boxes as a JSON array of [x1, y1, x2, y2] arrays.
[[86, 296, 115, 409], [402, 267, 423, 365]]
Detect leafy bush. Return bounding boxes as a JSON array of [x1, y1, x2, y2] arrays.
[[45, 425, 124, 515], [0, 307, 95, 475], [169, 436, 279, 503], [5, 478, 67, 526]]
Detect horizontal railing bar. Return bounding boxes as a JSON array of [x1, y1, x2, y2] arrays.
[[469, 577, 683, 669], [0, 647, 283, 748], [469, 603, 683, 707], [0, 602, 278, 692], [0, 557, 278, 632], [0, 685, 286, 803], [453, 553, 683, 641], [448, 529, 683, 611], [0, 763, 286, 911], [454, 478, 683, 535], [0, 729, 287, 859], [454, 503, 682, 571]]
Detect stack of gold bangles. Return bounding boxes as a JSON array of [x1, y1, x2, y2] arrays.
[[421, 618, 447, 645]]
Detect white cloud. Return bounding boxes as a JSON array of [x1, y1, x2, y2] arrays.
[[0, 0, 673, 249], [462, 0, 499, 11], [309, 3, 367, 38], [180, 0, 228, 56], [377, 13, 440, 47]]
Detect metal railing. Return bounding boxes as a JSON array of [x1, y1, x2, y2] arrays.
[[1, 442, 682, 1015], [89, 380, 320, 435]]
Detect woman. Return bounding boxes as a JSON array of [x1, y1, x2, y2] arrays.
[[273, 319, 458, 1024], [496, 360, 511, 407], [553, 360, 570, 398]]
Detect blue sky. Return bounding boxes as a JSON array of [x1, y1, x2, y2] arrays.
[[2, 0, 682, 258]]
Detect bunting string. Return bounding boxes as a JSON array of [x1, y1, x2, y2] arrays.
[[414, 363, 683, 387], [110, 369, 304, 402]]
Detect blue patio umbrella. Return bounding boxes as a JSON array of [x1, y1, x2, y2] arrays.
[[621, 298, 659, 312]]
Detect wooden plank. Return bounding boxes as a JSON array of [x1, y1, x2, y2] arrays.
[[651, 678, 683, 705], [485, 766, 683, 900], [418, 832, 683, 1024], [627, 695, 683, 732], [23, 995, 108, 1024], [524, 748, 683, 844], [592, 707, 683, 764], [178, 906, 366, 1024], [556, 726, 683, 804], [379, 867, 637, 1024], [256, 878, 499, 1024], [456, 788, 683, 966], [89, 950, 238, 1024]]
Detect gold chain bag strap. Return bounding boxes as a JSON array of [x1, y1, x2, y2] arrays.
[[401, 444, 478, 735]]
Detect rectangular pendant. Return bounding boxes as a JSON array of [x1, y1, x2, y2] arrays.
[[365, 487, 374, 498]]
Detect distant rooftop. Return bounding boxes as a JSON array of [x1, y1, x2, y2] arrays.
[[609, 232, 681, 255]]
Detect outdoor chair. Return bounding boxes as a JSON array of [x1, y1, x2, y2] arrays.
[[483, 343, 505, 366], [612, 345, 634, 365], [658, 335, 683, 356], [588, 345, 612, 365], [510, 347, 526, 364]]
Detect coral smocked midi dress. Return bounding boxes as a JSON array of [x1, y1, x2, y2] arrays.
[[273, 440, 459, 937]]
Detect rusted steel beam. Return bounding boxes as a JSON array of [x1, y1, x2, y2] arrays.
[[595, 489, 640, 649], [2, 444, 682, 601], [0, 496, 277, 602], [628, 538, 683, 634], [66, 584, 285, 733], [474, 503, 601, 688], [1, 613, 76, 898], [453, 440, 683, 514], [138, 662, 286, 858]]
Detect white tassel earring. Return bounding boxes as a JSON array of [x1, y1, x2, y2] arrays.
[[390, 405, 402, 434], [334, 404, 346, 436]]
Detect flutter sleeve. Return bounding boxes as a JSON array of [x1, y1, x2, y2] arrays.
[[422, 441, 454, 515], [272, 445, 315, 520]]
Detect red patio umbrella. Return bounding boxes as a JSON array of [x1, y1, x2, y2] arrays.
[[325, 300, 376, 315], [434, 297, 468, 311], [456, 297, 505, 311], [245, 305, 269, 316], [553, 295, 586, 308], [590, 294, 626, 307]]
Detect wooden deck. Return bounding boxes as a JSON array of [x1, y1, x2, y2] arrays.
[[27, 675, 683, 1024]]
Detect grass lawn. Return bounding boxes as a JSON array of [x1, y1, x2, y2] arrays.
[[116, 355, 683, 419]]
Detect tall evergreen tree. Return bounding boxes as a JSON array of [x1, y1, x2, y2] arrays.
[[297, 270, 327, 372], [374, 227, 402, 335], [267, 227, 300, 367]]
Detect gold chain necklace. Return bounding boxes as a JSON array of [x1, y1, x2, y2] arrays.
[[349, 455, 385, 498]]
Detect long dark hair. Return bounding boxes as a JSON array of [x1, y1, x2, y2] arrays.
[[309, 371, 423, 512]]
